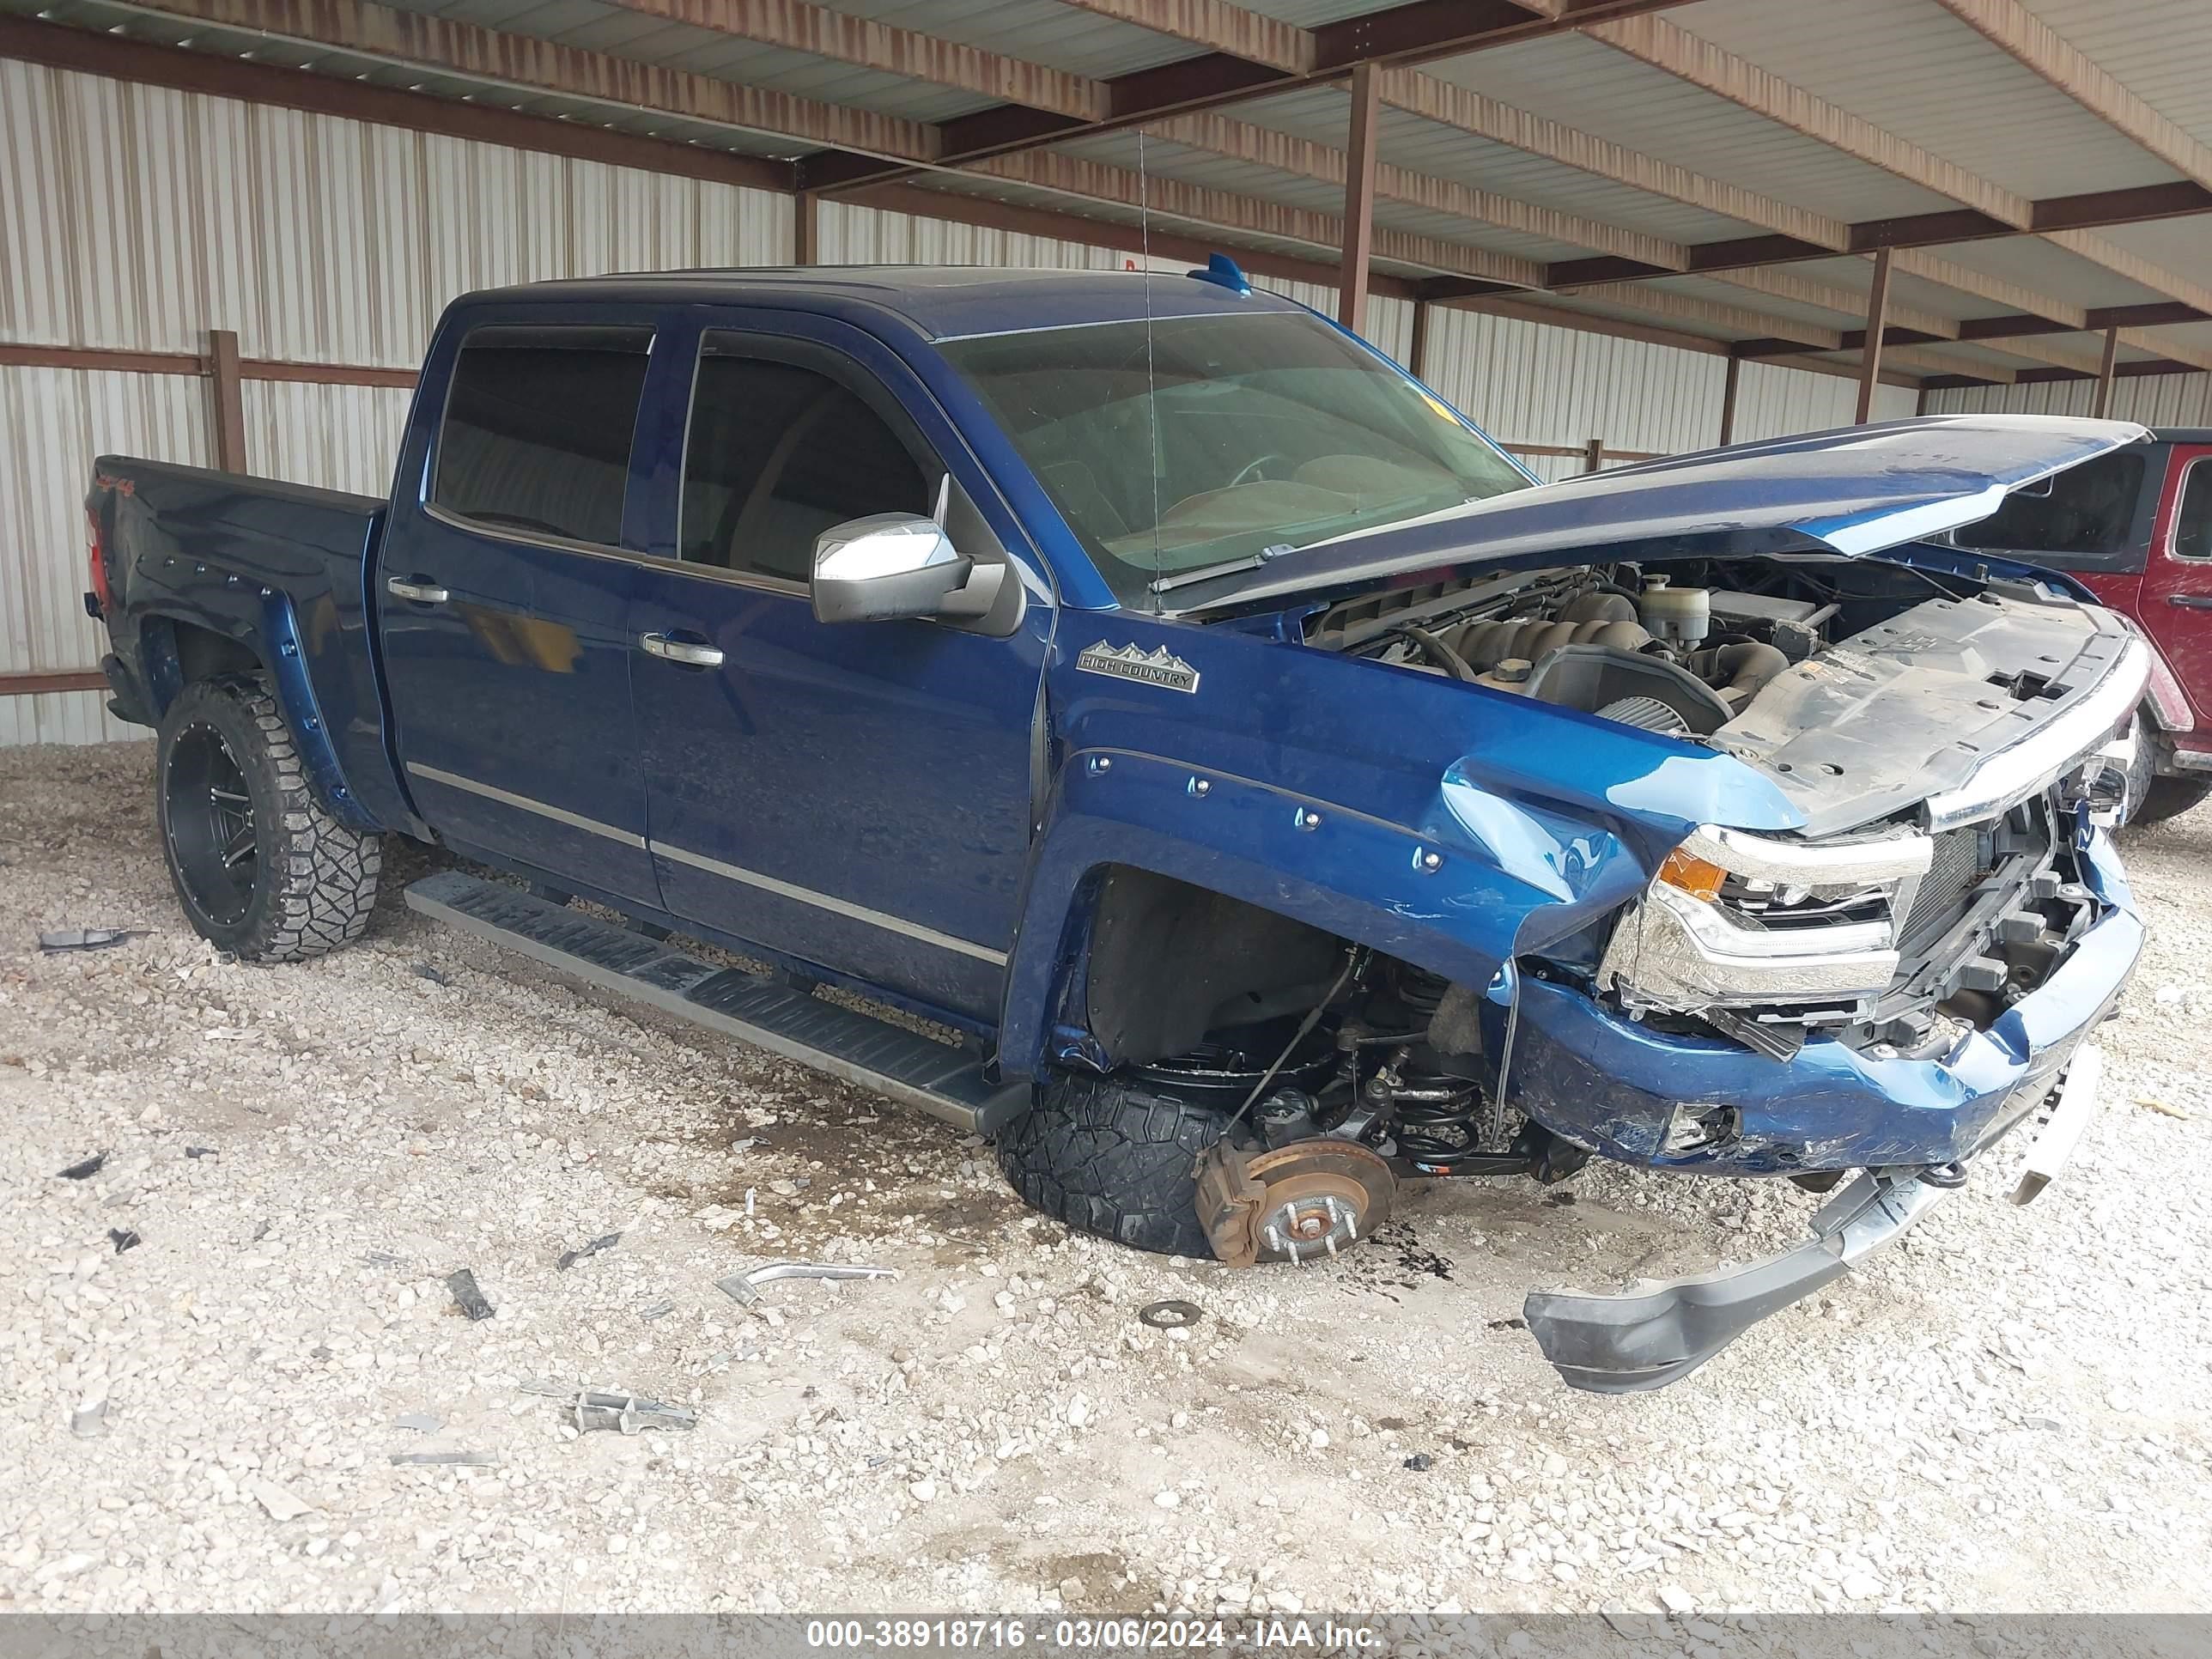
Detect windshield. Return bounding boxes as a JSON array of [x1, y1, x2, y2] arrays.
[[940, 310, 1530, 605]]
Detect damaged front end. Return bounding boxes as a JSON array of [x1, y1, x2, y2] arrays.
[[1511, 608, 2148, 1392]]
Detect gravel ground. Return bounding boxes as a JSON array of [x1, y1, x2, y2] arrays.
[[2, 740, 2208, 1619]]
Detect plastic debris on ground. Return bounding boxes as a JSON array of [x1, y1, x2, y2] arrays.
[[445, 1268, 495, 1321], [390, 1451, 500, 1467], [556, 1231, 622, 1270], [716, 1260, 896, 1308], [57, 1154, 106, 1181], [107, 1228, 140, 1253], [38, 928, 143, 952]]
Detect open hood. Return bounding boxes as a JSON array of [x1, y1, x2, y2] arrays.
[[1175, 415, 2149, 613]]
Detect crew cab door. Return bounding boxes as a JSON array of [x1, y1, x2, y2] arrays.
[[623, 316, 1050, 1022], [2139, 443, 2212, 721], [376, 315, 661, 903]]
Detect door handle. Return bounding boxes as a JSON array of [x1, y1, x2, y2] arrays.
[[2167, 594, 2212, 611], [639, 632, 725, 667], [386, 575, 451, 604]]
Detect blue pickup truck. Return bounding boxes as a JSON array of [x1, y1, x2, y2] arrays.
[[85, 263, 2148, 1391]]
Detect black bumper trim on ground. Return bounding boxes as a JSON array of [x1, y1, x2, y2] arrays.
[[1522, 1171, 1951, 1393]]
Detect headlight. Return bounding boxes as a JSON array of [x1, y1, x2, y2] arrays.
[[1600, 825, 1933, 1014]]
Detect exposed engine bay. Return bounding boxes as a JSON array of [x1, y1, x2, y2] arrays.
[[1292, 554, 2141, 1064], [1309, 560, 1814, 739]]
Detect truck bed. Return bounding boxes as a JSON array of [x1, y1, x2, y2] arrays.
[[89, 456, 411, 832]]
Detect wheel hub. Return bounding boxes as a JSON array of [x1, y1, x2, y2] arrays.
[[164, 723, 257, 927], [1223, 1139, 1396, 1267]]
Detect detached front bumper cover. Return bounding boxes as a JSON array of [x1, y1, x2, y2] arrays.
[[1523, 1170, 1949, 1393]]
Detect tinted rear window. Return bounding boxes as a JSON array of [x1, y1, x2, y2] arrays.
[[434, 326, 652, 547]]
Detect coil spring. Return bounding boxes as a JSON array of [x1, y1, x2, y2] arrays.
[[1392, 1091, 1487, 1160]]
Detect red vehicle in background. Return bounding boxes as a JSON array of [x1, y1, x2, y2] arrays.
[[1954, 428, 2212, 824]]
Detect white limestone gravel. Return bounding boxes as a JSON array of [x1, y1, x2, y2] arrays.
[[1, 740, 2207, 1618]]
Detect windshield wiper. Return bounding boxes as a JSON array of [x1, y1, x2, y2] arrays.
[[1146, 543, 1296, 595]]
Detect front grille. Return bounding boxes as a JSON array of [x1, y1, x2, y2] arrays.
[[1900, 827, 1987, 945]]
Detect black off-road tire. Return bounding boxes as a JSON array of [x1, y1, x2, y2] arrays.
[[995, 1072, 1229, 1258], [155, 678, 382, 962], [2131, 773, 2212, 827]]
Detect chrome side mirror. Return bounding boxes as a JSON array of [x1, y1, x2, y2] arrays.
[[810, 513, 973, 624]]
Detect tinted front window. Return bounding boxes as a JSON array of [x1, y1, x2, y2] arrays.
[[681, 346, 929, 581], [1960, 448, 2147, 557], [942, 310, 1528, 602], [434, 326, 652, 546]]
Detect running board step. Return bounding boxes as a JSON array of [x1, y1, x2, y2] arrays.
[[404, 871, 1029, 1136]]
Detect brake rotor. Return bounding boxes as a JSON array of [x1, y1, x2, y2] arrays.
[[1242, 1139, 1396, 1265]]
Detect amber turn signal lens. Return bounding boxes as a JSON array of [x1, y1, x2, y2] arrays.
[[1656, 848, 1727, 902]]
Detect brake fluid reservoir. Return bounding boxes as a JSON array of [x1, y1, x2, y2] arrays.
[[1639, 574, 1711, 646]]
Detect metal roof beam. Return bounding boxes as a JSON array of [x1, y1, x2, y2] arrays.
[[1546, 179, 2212, 286], [106, 0, 935, 159], [969, 150, 1547, 288], [599, 0, 1108, 121], [1048, 0, 1315, 75], [1924, 356, 2210, 388], [1583, 13, 2034, 227], [0, 13, 796, 191], [1376, 69, 1852, 251], [1145, 111, 1690, 269], [2041, 228, 2212, 316], [1547, 283, 1844, 349], [1926, 0, 2212, 190], [1705, 264, 1960, 338], [797, 0, 1696, 191]]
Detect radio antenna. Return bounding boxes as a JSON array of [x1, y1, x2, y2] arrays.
[[1138, 124, 1163, 612]]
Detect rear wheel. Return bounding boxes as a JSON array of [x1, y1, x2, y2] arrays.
[[156, 678, 382, 961]]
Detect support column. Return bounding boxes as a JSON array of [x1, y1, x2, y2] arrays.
[[207, 329, 248, 475], [1855, 248, 1893, 423], [1408, 298, 1432, 380], [1336, 62, 1379, 333], [1583, 436, 1606, 473], [1718, 353, 1741, 446], [793, 188, 818, 265], [2093, 325, 2120, 417]]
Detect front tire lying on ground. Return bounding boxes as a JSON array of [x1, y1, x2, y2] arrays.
[[995, 1071, 1227, 1258], [155, 678, 382, 962]]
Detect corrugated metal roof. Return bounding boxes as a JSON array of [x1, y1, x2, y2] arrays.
[[1218, 87, 1773, 246], [10, 0, 823, 156], [1920, 235, 2177, 310], [1056, 127, 1600, 267], [2073, 216, 2212, 279], [389, 0, 1194, 118], [1415, 31, 1965, 226], [2017, 0, 2212, 147], [1670, 0, 2185, 204]]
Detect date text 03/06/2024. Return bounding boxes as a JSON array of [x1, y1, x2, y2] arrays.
[[802, 1618, 1381, 1651]]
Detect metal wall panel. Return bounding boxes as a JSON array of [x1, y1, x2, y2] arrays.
[[1736, 359, 1918, 441], [0, 58, 793, 367], [0, 366, 208, 744], [1, 58, 792, 745], [1924, 373, 2212, 427]]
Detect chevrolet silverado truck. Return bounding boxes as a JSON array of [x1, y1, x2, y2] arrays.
[[85, 263, 2148, 1392], [1940, 428, 2212, 824]]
